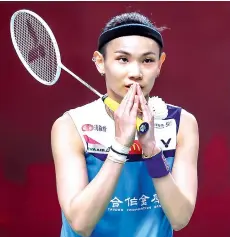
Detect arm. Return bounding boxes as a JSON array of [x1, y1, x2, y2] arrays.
[[136, 85, 199, 231], [149, 110, 199, 230], [51, 114, 124, 237], [51, 85, 139, 236]]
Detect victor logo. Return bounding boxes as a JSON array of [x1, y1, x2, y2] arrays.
[[161, 138, 171, 148]]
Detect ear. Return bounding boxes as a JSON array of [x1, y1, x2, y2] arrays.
[[156, 52, 166, 77], [92, 51, 105, 75], [159, 52, 166, 69]]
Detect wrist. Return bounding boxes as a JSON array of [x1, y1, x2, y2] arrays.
[[113, 138, 131, 153], [142, 142, 160, 158], [144, 150, 170, 178], [115, 137, 132, 149], [107, 139, 130, 164], [108, 149, 127, 164]]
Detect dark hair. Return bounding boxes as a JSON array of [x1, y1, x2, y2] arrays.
[[99, 12, 167, 58]]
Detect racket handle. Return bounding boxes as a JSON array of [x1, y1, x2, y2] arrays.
[[102, 95, 149, 134]]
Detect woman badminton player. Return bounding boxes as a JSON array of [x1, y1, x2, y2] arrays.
[[51, 12, 199, 237]]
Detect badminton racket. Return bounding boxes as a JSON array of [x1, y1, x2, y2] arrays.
[[10, 9, 149, 134]]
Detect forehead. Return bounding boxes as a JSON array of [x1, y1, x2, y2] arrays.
[[106, 35, 160, 55]]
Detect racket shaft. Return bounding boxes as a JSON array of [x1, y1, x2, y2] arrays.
[[60, 63, 103, 98]]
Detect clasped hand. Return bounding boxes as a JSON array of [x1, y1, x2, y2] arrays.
[[114, 83, 158, 156]]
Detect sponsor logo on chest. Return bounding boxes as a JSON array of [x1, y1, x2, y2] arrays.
[[83, 119, 177, 153]]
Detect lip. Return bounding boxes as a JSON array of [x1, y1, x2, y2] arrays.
[[125, 85, 132, 88], [125, 84, 144, 89]]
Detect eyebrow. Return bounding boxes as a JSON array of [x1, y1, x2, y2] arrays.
[[114, 50, 156, 56]]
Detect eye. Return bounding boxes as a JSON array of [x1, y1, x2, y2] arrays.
[[117, 57, 129, 63], [143, 58, 155, 64]]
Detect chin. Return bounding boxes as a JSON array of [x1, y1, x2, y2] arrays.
[[106, 91, 124, 103], [116, 93, 126, 102]]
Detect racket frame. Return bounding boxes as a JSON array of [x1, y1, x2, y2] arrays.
[[10, 9, 62, 86]]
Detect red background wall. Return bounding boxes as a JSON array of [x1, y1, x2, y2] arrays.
[[1, 2, 230, 236]]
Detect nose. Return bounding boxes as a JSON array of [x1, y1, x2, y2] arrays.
[[128, 62, 143, 80]]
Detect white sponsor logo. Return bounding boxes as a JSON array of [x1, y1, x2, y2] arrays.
[[108, 193, 161, 212]]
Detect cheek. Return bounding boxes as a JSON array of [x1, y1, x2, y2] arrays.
[[145, 79, 155, 91], [143, 66, 157, 79], [105, 62, 126, 79], [143, 69, 157, 89], [146, 63, 159, 72]]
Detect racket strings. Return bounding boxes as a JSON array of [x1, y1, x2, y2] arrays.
[[13, 12, 58, 83]]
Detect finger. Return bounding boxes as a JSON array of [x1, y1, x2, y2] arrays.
[[129, 94, 139, 121], [119, 83, 136, 113], [124, 83, 137, 113], [118, 84, 134, 112], [136, 85, 152, 121], [136, 84, 148, 105]]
